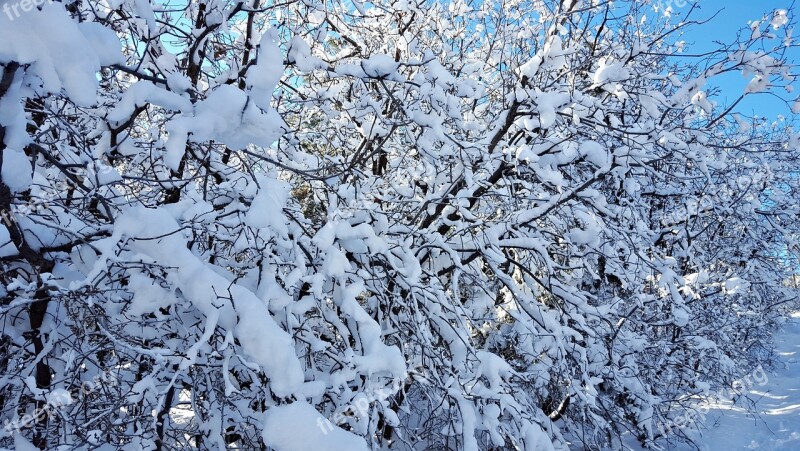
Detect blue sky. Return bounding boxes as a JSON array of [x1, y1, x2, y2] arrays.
[[670, 0, 799, 120]]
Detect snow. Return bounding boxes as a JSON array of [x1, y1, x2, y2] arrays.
[[751, 21, 763, 41], [771, 10, 789, 30], [336, 282, 406, 379], [13, 434, 39, 451], [165, 72, 192, 93], [288, 36, 326, 72], [88, 207, 307, 398], [262, 402, 369, 451], [691, 91, 714, 115], [524, 422, 556, 451], [165, 85, 283, 170], [619, 314, 800, 450], [579, 140, 609, 167], [107, 81, 192, 123], [541, 35, 568, 70], [1, 1, 799, 449], [723, 277, 751, 296], [534, 90, 570, 129], [672, 306, 690, 327], [746, 75, 770, 94], [674, 313, 800, 450], [361, 54, 399, 78], [76, 22, 125, 67], [592, 57, 630, 87], [476, 351, 513, 391], [246, 30, 284, 110], [520, 55, 543, 79], [0, 148, 31, 193], [125, 272, 178, 317], [0, 2, 115, 106], [245, 177, 291, 237]]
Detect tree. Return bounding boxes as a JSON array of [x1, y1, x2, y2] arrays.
[[0, 0, 798, 449]]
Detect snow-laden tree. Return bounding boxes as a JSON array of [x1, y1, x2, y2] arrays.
[[0, 0, 798, 449]]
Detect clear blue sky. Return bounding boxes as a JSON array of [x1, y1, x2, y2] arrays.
[[671, 0, 799, 120]]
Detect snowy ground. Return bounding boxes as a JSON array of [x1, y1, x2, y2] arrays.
[[674, 312, 800, 450]]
